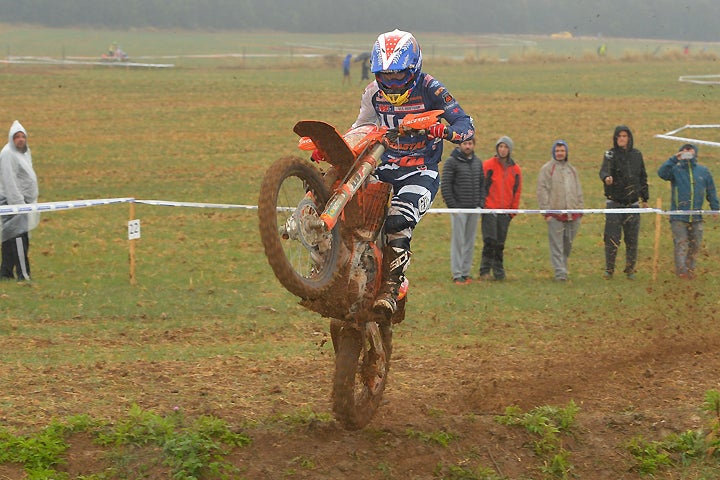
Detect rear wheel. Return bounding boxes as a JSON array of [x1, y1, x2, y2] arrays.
[[331, 321, 392, 430], [258, 156, 340, 299]]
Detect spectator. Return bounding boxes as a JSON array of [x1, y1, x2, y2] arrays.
[[536, 140, 584, 281], [441, 137, 485, 284], [658, 143, 719, 278], [360, 57, 370, 82], [480, 136, 521, 281], [342, 54, 352, 86], [598, 125, 649, 280], [0, 121, 39, 282]]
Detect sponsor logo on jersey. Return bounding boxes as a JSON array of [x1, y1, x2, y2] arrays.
[[418, 192, 432, 213], [393, 104, 425, 113]]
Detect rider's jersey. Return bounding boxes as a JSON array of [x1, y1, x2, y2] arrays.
[[353, 72, 474, 170]]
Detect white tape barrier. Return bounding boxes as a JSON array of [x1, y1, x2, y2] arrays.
[[0, 198, 715, 217], [654, 124, 720, 148], [134, 199, 257, 210], [0, 197, 134, 216], [679, 75, 720, 85], [429, 208, 719, 216], [0, 58, 174, 68], [429, 207, 655, 215]]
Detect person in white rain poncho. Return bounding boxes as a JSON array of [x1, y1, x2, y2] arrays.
[[0, 121, 39, 281], [536, 140, 584, 282]]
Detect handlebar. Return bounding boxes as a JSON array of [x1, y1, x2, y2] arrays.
[[385, 109, 445, 142]]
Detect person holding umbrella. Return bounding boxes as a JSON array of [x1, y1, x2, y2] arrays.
[[356, 52, 371, 83]]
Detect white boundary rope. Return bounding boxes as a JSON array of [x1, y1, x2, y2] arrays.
[[654, 124, 720, 148], [429, 207, 718, 216], [0, 198, 715, 217], [0, 198, 134, 216], [0, 57, 174, 68], [134, 199, 257, 210], [428, 207, 656, 215], [678, 74, 720, 85], [3, 197, 712, 284]]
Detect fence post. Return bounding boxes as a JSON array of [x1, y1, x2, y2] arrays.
[[129, 201, 137, 285], [652, 197, 662, 281]]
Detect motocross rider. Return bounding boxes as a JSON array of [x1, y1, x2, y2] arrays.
[[353, 29, 475, 316]]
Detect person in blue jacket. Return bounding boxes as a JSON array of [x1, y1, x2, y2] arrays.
[[353, 29, 474, 316], [342, 54, 352, 85], [658, 143, 720, 278]]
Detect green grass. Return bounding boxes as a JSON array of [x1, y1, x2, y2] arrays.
[[0, 407, 250, 479], [1, 32, 719, 356], [2, 24, 720, 478], [3, 24, 719, 67]]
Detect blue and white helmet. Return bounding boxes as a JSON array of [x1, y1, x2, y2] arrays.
[[371, 29, 423, 106]]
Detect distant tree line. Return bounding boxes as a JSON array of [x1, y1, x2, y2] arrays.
[[2, 0, 718, 42]]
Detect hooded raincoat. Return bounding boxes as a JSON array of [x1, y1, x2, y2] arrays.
[[658, 144, 719, 222], [598, 125, 647, 276], [0, 121, 39, 242], [536, 140, 584, 280], [598, 125, 648, 205], [658, 143, 719, 277], [479, 136, 521, 280], [483, 136, 522, 212], [537, 140, 584, 221]]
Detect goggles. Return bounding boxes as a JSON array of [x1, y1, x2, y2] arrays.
[[376, 70, 415, 94]]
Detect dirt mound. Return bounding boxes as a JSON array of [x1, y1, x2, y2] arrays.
[[3, 322, 718, 478]]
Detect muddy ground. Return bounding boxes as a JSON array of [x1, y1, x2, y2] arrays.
[[1, 302, 719, 479]]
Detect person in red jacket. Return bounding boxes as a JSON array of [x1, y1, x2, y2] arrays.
[[480, 136, 521, 280]]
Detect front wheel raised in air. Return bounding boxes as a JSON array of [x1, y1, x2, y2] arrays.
[[331, 321, 392, 430], [258, 156, 340, 299]]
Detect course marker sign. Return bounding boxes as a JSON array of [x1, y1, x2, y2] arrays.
[[128, 219, 141, 240]]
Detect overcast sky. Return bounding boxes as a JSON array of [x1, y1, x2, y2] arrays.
[[1, 0, 718, 42]]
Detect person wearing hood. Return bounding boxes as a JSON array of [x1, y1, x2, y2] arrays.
[[480, 136, 521, 281], [658, 143, 719, 279], [441, 137, 485, 284], [0, 121, 39, 282], [598, 125, 649, 280], [537, 140, 584, 281]]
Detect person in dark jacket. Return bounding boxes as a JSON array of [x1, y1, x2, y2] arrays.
[[658, 143, 719, 278], [441, 137, 485, 284], [598, 125, 649, 279], [480, 136, 521, 281]]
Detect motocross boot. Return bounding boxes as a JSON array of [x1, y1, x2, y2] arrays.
[[373, 245, 411, 317]]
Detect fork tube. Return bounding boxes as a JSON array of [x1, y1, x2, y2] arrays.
[[320, 143, 385, 229]]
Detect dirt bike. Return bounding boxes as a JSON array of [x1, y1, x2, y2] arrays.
[[257, 110, 443, 430]]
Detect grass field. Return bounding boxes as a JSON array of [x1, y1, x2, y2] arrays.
[[2, 25, 720, 479]]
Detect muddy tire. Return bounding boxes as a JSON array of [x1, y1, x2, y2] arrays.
[[258, 156, 340, 299], [331, 322, 392, 430]]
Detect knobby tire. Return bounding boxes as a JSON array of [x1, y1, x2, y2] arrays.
[[331, 322, 392, 430], [258, 156, 340, 299]]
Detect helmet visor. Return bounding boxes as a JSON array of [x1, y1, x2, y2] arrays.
[[376, 70, 415, 94]]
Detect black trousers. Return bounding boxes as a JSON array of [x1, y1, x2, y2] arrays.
[[603, 202, 640, 274], [480, 213, 512, 279], [1, 233, 31, 280]]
